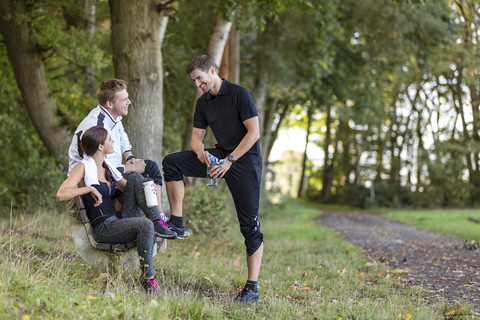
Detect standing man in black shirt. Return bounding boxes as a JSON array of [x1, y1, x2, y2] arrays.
[[162, 54, 264, 304]]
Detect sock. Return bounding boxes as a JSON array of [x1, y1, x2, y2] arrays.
[[159, 212, 167, 221], [245, 280, 258, 292], [169, 215, 184, 228]]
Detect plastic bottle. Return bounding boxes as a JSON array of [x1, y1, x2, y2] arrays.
[[207, 154, 225, 188], [143, 177, 158, 207]]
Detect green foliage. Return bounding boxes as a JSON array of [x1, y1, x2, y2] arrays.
[[0, 40, 64, 211], [162, 0, 217, 153], [0, 0, 478, 212], [0, 0, 113, 210], [182, 182, 233, 237]]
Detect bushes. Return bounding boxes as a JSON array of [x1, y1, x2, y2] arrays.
[[182, 182, 234, 237], [306, 179, 476, 209]]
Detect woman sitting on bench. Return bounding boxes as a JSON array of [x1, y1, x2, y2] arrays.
[[56, 126, 175, 295]]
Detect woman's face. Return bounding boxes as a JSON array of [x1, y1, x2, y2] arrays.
[[101, 133, 115, 154]]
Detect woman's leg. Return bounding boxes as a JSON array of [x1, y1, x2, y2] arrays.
[[120, 173, 162, 221], [119, 173, 176, 238], [93, 217, 156, 278]]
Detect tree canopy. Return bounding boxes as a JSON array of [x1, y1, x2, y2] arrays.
[[0, 0, 479, 210]]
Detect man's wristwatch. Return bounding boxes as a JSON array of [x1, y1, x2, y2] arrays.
[[227, 154, 236, 163], [126, 155, 136, 161]]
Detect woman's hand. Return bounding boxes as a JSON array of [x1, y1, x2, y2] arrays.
[[90, 187, 103, 207], [153, 183, 161, 195]]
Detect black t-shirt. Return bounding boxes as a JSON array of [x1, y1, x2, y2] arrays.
[[193, 79, 262, 163]]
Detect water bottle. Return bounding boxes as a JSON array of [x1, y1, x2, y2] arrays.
[[207, 154, 225, 188], [143, 178, 158, 208]]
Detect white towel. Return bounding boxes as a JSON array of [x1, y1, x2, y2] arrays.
[[81, 156, 123, 186]]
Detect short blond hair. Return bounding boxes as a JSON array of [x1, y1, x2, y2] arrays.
[[97, 79, 126, 106]]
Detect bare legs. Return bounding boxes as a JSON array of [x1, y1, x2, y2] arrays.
[[165, 180, 184, 218], [247, 243, 263, 281], [166, 179, 262, 282]]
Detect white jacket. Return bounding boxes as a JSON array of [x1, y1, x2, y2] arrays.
[[68, 106, 132, 174]]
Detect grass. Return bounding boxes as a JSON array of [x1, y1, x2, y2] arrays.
[[0, 199, 475, 319], [382, 208, 480, 243]]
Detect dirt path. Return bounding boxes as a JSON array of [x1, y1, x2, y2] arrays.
[[318, 209, 480, 308]]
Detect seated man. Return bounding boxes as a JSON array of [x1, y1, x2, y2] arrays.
[[68, 79, 175, 238]]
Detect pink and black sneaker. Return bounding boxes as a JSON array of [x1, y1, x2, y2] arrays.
[[140, 276, 162, 296]]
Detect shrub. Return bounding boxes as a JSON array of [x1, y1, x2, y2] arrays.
[[182, 182, 234, 237]]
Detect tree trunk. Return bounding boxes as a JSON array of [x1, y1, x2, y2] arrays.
[[229, 23, 240, 84], [84, 0, 96, 96], [261, 96, 279, 160], [321, 104, 333, 203], [219, 38, 230, 79], [0, 0, 70, 168], [255, 72, 269, 138], [265, 101, 289, 162], [297, 106, 313, 198], [109, 0, 169, 165]]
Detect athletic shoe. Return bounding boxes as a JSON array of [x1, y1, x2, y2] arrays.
[[166, 220, 185, 239], [234, 287, 259, 304], [165, 218, 191, 239], [154, 220, 177, 239], [140, 276, 162, 296]]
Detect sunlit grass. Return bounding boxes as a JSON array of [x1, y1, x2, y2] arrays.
[[0, 199, 473, 319], [383, 208, 480, 242]]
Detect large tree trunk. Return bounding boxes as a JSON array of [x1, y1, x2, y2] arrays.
[[0, 0, 70, 168], [109, 0, 169, 165]]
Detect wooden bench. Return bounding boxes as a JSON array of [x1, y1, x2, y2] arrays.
[[67, 195, 167, 273]]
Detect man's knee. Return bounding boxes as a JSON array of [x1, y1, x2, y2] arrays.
[[162, 153, 185, 182], [144, 160, 163, 185], [240, 223, 264, 256]]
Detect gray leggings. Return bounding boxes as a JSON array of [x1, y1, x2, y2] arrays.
[[93, 173, 162, 277]]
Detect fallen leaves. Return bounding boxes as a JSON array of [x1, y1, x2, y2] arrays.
[[232, 256, 241, 266], [337, 268, 347, 275]]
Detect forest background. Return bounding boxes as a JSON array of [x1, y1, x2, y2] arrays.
[[0, 0, 479, 213]]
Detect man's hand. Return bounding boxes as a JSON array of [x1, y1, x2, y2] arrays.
[[209, 159, 232, 179], [196, 150, 211, 166], [124, 158, 146, 173]]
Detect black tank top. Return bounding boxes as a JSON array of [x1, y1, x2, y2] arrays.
[[82, 181, 118, 228]]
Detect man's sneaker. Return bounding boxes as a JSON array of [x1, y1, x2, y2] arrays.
[[154, 220, 177, 239], [166, 220, 185, 239], [233, 287, 259, 304], [139, 276, 162, 296]]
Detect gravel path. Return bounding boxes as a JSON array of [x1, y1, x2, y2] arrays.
[[318, 209, 480, 308]]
